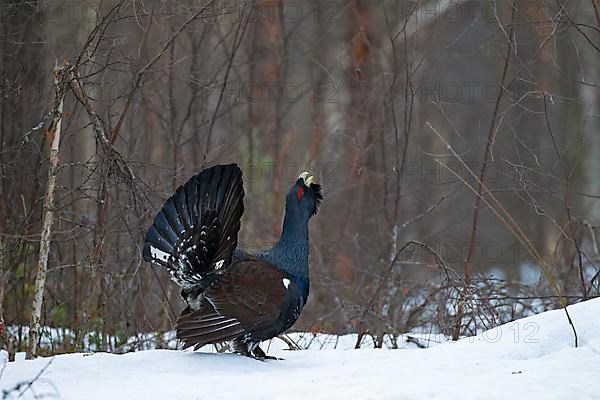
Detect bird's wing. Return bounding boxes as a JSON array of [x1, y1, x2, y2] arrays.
[[176, 260, 294, 349], [143, 164, 245, 288]]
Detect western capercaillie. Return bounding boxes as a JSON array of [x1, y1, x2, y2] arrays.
[[143, 164, 322, 360]]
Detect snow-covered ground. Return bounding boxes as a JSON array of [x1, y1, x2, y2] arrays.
[[2, 298, 599, 400]]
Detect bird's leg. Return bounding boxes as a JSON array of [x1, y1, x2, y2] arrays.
[[252, 346, 283, 361], [232, 340, 253, 358], [232, 340, 283, 361]]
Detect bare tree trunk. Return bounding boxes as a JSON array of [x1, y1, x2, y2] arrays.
[[0, 238, 8, 353], [0, 238, 14, 361], [26, 64, 65, 359]]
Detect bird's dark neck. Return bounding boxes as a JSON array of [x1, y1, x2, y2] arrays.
[[264, 213, 310, 281]]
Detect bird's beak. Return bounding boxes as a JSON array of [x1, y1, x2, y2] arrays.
[[299, 171, 314, 186]]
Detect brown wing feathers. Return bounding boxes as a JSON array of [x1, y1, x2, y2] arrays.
[[177, 309, 245, 350], [176, 260, 288, 349]]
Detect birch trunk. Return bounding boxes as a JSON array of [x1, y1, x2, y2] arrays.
[[0, 238, 7, 352], [26, 66, 64, 359]]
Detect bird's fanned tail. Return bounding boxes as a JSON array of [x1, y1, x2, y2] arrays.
[[143, 164, 245, 288]]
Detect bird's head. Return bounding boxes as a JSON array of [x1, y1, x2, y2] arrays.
[[285, 171, 323, 220]]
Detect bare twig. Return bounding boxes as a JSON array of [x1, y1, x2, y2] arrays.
[[543, 94, 586, 299], [458, 1, 516, 340]]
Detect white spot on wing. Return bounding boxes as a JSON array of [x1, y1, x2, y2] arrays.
[[150, 246, 170, 262], [282, 278, 290, 289], [215, 259, 225, 270]]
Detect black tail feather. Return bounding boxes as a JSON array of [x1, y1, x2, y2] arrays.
[[143, 164, 244, 287]]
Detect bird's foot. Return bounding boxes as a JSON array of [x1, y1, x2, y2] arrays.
[[232, 340, 283, 361], [233, 350, 280, 361], [252, 346, 283, 361]]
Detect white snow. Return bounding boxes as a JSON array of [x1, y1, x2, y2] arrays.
[[2, 298, 600, 400]]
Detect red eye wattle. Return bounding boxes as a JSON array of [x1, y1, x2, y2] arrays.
[[296, 187, 304, 201]]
